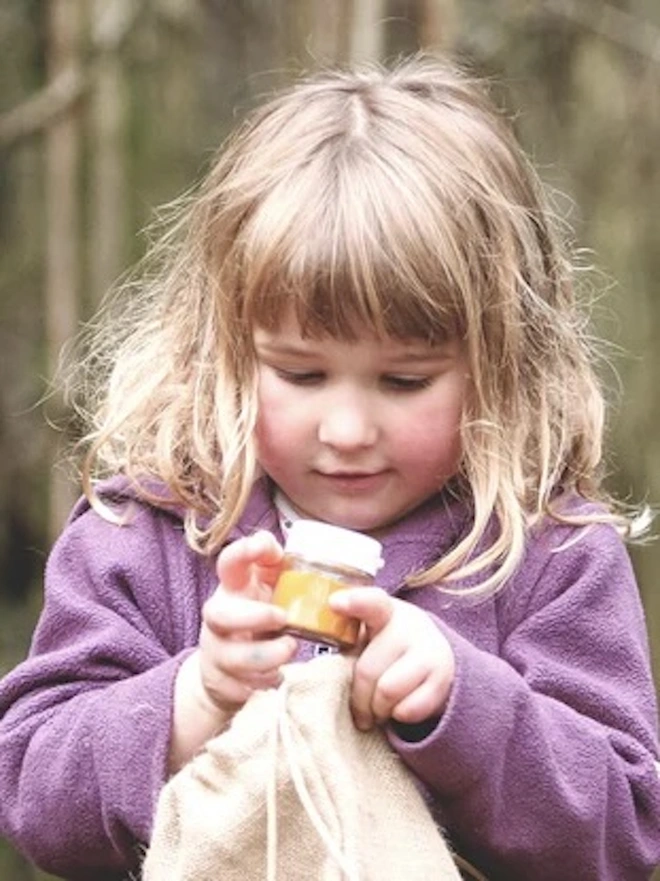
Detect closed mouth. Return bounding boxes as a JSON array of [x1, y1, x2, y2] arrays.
[[314, 470, 390, 491], [320, 470, 384, 479]]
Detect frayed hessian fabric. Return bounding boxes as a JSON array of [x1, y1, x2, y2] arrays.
[[143, 654, 462, 881]]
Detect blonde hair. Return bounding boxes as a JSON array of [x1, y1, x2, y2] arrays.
[[75, 55, 627, 595]]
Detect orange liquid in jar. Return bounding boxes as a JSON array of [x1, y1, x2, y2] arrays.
[[272, 568, 361, 648]]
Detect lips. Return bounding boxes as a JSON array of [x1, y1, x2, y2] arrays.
[[314, 470, 389, 493]]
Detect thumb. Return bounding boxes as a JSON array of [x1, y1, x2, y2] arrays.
[[329, 587, 393, 639]]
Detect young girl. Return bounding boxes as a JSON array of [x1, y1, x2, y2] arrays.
[[1, 55, 659, 881]]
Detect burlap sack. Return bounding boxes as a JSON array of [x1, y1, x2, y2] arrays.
[[143, 653, 462, 881]]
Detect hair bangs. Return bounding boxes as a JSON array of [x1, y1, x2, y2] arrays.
[[233, 138, 464, 344]]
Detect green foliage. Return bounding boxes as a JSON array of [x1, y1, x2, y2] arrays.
[[0, 835, 59, 881]]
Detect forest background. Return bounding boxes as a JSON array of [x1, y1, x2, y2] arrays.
[[1, 1, 659, 878]]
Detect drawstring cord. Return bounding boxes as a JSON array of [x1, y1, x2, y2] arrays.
[[264, 675, 484, 881], [454, 855, 489, 881], [266, 679, 360, 881]]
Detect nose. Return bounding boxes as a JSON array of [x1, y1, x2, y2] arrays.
[[317, 388, 379, 450]]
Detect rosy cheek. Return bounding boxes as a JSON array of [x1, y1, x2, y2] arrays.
[[254, 391, 295, 465], [255, 407, 279, 453], [254, 387, 274, 453], [402, 402, 462, 465]]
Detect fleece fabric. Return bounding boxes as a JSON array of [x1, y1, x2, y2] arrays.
[[0, 476, 659, 880]]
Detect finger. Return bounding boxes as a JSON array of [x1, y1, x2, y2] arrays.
[[199, 633, 298, 702], [216, 634, 298, 678], [216, 531, 284, 592], [200, 671, 255, 712], [391, 673, 447, 725], [329, 587, 393, 639], [203, 591, 287, 636], [349, 637, 406, 731], [369, 653, 430, 723]]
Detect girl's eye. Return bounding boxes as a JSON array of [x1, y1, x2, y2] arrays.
[[275, 368, 325, 386], [383, 375, 434, 392]]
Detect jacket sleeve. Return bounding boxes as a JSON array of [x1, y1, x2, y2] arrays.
[[0, 502, 205, 879], [389, 524, 660, 881]]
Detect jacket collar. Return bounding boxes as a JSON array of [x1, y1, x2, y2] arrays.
[[230, 477, 470, 594]]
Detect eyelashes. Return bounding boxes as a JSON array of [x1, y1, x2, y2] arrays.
[[272, 368, 434, 392], [273, 369, 323, 386], [383, 375, 434, 392]]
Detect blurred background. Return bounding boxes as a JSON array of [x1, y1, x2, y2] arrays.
[[1, 0, 659, 878]]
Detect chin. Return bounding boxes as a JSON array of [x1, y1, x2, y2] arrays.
[[315, 508, 395, 534]]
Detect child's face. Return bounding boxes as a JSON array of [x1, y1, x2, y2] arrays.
[[253, 310, 468, 534]]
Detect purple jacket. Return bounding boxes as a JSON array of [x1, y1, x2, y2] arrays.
[[1, 477, 659, 880]]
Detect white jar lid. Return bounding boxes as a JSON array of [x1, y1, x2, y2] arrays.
[[283, 519, 384, 577]]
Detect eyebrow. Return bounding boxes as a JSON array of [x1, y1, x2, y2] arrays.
[[386, 348, 456, 363], [253, 338, 458, 363], [253, 340, 320, 358]]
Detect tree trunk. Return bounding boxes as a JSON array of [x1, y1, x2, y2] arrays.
[[418, 0, 456, 50], [88, 0, 127, 304], [45, 0, 82, 540], [349, 0, 386, 63]]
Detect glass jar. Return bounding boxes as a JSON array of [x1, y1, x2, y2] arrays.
[[272, 520, 384, 649]]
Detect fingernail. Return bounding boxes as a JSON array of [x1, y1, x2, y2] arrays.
[[353, 714, 371, 732]]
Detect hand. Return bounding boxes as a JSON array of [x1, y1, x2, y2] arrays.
[[170, 530, 298, 771], [329, 588, 455, 731], [197, 530, 298, 712]]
